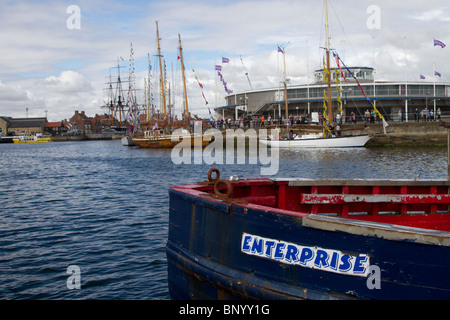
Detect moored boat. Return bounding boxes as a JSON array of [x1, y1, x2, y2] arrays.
[[132, 130, 210, 148], [13, 133, 51, 143], [260, 134, 371, 148], [121, 135, 135, 146], [166, 169, 450, 300], [0, 134, 14, 143], [132, 29, 212, 149], [259, 0, 376, 148]]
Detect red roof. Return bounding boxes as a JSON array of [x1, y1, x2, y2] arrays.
[[46, 122, 64, 128]]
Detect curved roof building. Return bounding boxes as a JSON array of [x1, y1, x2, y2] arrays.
[[215, 67, 450, 123]]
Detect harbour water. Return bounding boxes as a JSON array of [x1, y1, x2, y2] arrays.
[[0, 140, 447, 300]]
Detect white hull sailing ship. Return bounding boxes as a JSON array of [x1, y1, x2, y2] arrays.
[[260, 134, 371, 148], [261, 0, 378, 149]]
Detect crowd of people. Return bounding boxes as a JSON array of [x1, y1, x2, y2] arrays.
[[212, 107, 444, 130]]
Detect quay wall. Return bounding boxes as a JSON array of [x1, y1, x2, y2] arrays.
[[351, 122, 447, 147], [52, 133, 125, 142]]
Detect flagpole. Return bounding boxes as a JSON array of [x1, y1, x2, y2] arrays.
[[214, 60, 218, 114], [178, 34, 190, 127], [156, 21, 167, 119], [306, 40, 310, 115], [434, 63, 437, 117], [433, 39, 436, 118], [282, 47, 289, 130], [325, 0, 333, 128], [404, 35, 408, 122]]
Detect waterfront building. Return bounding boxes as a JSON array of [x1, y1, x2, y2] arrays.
[[45, 121, 68, 136], [0, 117, 47, 136], [92, 113, 120, 133], [215, 67, 450, 123], [70, 110, 93, 134]]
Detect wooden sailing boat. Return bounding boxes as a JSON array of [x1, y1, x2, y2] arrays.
[[132, 24, 210, 148], [260, 0, 371, 148]]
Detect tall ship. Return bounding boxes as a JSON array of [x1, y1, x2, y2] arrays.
[[261, 1, 373, 148], [132, 23, 210, 148]]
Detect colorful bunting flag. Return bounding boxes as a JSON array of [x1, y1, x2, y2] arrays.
[[333, 50, 385, 122], [222, 57, 230, 63], [216, 66, 232, 95], [434, 39, 446, 48], [192, 68, 209, 105], [332, 52, 348, 82]]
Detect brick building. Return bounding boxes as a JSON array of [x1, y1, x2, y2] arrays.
[[69, 111, 93, 134], [45, 121, 68, 136]]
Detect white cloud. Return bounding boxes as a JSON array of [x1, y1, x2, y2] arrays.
[[43, 71, 93, 93], [412, 8, 450, 22], [0, 81, 30, 102]]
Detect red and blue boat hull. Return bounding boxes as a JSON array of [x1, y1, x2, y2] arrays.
[[166, 177, 450, 300]]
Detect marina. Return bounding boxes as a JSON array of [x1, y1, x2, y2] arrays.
[[1, 0, 450, 303]]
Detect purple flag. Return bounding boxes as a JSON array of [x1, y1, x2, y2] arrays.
[[420, 75, 425, 79], [215, 65, 222, 71], [434, 39, 446, 48], [222, 57, 229, 63], [435, 71, 442, 77], [277, 46, 284, 53]]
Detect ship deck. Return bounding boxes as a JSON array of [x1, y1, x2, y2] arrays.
[[177, 173, 450, 233]]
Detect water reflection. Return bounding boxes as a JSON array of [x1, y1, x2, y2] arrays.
[[275, 147, 447, 180], [0, 141, 447, 299]]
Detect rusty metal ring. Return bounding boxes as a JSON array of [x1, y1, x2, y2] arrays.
[[214, 180, 233, 199], [207, 168, 220, 182]]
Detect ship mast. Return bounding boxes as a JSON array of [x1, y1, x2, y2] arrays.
[[156, 21, 167, 119], [282, 47, 288, 129], [325, 0, 333, 127], [178, 34, 190, 126]]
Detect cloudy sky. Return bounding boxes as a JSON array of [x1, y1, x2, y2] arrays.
[[0, 0, 448, 121]]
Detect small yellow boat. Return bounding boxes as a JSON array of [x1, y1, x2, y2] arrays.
[[13, 133, 52, 144]]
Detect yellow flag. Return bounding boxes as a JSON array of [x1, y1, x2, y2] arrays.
[[323, 101, 329, 121], [372, 104, 384, 120], [323, 56, 329, 74]]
